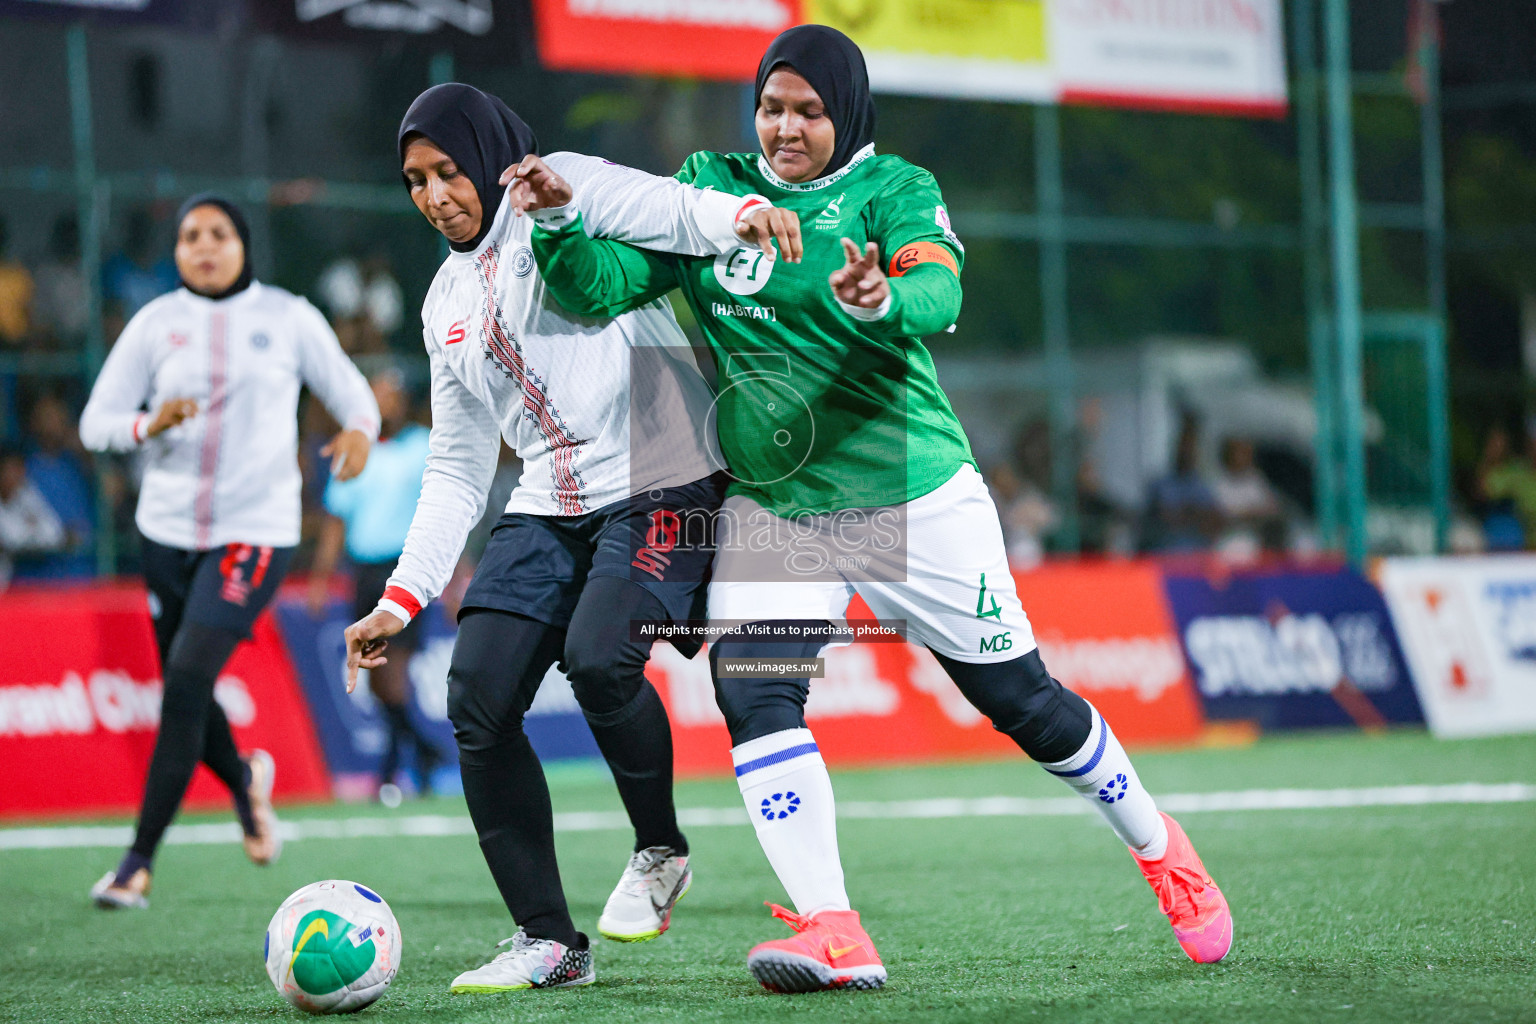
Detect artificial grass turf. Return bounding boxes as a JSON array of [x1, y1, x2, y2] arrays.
[[1, 730, 1533, 1024]]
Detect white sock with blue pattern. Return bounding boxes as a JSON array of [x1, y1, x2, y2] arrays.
[[731, 727, 850, 916], [1041, 705, 1168, 859]]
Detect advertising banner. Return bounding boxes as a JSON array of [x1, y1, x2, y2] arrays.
[[270, 590, 599, 796], [530, 0, 1287, 115], [0, 583, 330, 820], [530, 0, 799, 81], [1163, 566, 1423, 731], [1379, 555, 1536, 739], [646, 562, 1204, 776]]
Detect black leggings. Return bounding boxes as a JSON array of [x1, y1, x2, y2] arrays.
[[130, 621, 251, 862], [710, 620, 1093, 763], [126, 540, 296, 869], [447, 575, 684, 946]]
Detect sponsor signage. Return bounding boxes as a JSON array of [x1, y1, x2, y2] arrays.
[[646, 563, 1203, 775], [270, 591, 599, 796], [531, 0, 1287, 115], [1379, 555, 1536, 738], [0, 583, 329, 819], [248, 0, 526, 52], [1018, 561, 1205, 745], [1163, 566, 1424, 731]]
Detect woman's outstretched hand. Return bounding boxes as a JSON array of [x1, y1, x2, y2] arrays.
[[500, 154, 573, 214], [343, 609, 404, 693], [736, 206, 803, 263], [829, 238, 889, 310]]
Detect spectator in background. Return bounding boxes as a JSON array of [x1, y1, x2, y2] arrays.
[[20, 394, 94, 579], [987, 460, 1056, 569], [308, 367, 442, 801], [1143, 417, 1221, 553], [0, 444, 65, 590], [31, 214, 88, 350], [0, 215, 33, 348], [1479, 422, 1536, 550], [315, 251, 404, 354], [102, 208, 178, 319], [1212, 436, 1285, 561]]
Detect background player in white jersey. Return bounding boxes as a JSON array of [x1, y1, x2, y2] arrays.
[[339, 84, 801, 994], [78, 194, 380, 909]]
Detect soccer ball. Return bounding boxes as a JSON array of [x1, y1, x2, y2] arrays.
[[264, 880, 402, 1014]]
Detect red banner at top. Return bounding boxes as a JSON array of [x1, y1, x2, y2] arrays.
[[531, 0, 803, 80]]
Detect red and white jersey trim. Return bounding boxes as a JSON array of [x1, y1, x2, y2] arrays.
[[376, 584, 423, 625]]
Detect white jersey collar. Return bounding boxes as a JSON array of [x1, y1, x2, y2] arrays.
[[756, 144, 876, 193]]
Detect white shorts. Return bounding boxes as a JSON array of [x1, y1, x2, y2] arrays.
[[707, 464, 1036, 663]]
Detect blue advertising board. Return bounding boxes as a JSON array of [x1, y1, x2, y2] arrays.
[[270, 595, 601, 794], [1162, 566, 1424, 731]]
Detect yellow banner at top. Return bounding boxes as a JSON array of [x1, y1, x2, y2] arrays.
[[804, 0, 1048, 65]]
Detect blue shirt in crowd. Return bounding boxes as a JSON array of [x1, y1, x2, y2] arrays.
[[323, 423, 429, 565]]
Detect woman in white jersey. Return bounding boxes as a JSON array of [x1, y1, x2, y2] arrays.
[[80, 194, 380, 909], [339, 84, 799, 994]]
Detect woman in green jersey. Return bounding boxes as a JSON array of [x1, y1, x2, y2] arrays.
[[518, 24, 1234, 994]]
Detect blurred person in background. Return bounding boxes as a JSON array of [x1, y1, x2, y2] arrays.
[[18, 394, 94, 579], [1211, 436, 1285, 562], [102, 208, 178, 320], [308, 366, 442, 801], [30, 214, 88, 350], [1478, 420, 1536, 550], [1144, 417, 1221, 553], [987, 460, 1056, 569], [0, 214, 33, 348], [79, 193, 379, 910], [316, 250, 404, 354], [0, 443, 64, 590]]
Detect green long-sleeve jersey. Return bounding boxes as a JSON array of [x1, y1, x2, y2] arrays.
[[532, 145, 975, 516]]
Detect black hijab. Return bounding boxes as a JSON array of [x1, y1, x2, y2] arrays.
[[175, 193, 253, 300], [754, 24, 877, 179], [397, 83, 540, 253]]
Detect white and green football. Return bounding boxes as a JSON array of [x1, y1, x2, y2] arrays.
[[264, 880, 402, 1014]]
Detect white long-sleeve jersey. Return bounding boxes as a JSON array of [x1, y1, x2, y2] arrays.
[[378, 152, 760, 622], [80, 282, 380, 551]]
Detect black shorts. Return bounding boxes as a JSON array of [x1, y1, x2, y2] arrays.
[[352, 557, 423, 652], [461, 472, 728, 635], [141, 536, 295, 644]]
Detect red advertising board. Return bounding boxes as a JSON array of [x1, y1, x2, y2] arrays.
[[645, 561, 1203, 775], [0, 583, 330, 820], [531, 0, 803, 80]]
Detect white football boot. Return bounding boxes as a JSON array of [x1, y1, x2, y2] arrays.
[[242, 749, 282, 866], [449, 931, 594, 992], [90, 867, 151, 910], [597, 846, 692, 942]]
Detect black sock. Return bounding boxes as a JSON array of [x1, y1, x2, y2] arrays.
[[449, 609, 579, 947], [459, 731, 580, 947], [202, 699, 256, 835], [114, 849, 152, 884], [565, 577, 687, 856], [584, 683, 687, 855], [130, 623, 242, 860]]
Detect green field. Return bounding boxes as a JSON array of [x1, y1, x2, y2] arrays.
[[3, 730, 1534, 1024]]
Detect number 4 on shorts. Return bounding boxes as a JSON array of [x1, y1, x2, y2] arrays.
[[975, 573, 1003, 621]]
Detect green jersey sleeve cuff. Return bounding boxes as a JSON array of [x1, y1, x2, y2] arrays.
[[531, 204, 583, 234]]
